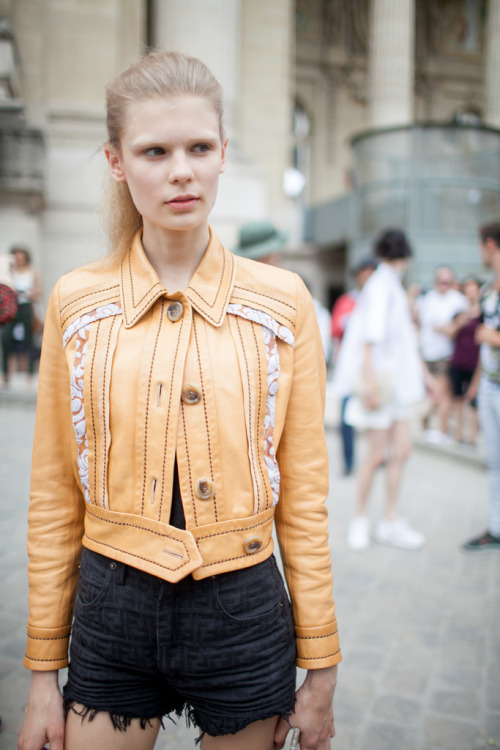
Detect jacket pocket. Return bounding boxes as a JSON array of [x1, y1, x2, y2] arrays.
[[214, 555, 286, 622]]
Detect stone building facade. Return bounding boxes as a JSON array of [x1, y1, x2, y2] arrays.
[[1, 0, 500, 308]]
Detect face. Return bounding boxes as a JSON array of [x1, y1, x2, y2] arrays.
[[463, 280, 480, 303], [105, 95, 227, 235], [356, 267, 375, 289], [434, 268, 454, 293]]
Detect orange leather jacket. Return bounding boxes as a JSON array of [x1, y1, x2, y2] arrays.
[[24, 229, 341, 672]]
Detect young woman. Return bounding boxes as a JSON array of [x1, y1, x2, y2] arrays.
[[334, 229, 433, 551], [1, 246, 42, 386], [446, 277, 481, 446], [18, 51, 340, 750]]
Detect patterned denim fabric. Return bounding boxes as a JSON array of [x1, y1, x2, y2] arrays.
[[64, 548, 297, 736]]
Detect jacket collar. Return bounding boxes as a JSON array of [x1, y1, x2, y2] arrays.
[[120, 227, 236, 328]]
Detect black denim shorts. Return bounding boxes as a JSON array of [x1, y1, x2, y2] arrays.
[[63, 547, 297, 737]]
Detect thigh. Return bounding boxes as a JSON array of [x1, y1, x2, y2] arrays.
[[65, 706, 161, 750], [202, 715, 279, 750], [366, 427, 390, 461], [388, 420, 411, 458]]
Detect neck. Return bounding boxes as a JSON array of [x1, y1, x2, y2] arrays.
[[141, 223, 210, 291]]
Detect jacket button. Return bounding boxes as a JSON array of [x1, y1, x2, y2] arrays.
[[167, 301, 184, 322], [244, 535, 263, 554], [194, 479, 215, 500], [181, 385, 202, 405]]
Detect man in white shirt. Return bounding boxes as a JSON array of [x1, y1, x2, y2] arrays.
[[414, 267, 467, 443]]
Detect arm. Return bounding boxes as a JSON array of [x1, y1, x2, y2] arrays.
[[19, 283, 85, 748], [274, 277, 341, 749]]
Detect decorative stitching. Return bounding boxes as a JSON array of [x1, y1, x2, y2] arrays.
[[158, 315, 184, 520], [181, 401, 197, 526], [84, 536, 191, 573], [296, 630, 339, 640], [24, 656, 69, 662], [141, 302, 164, 515], [63, 303, 122, 348], [200, 538, 272, 567], [60, 284, 120, 313], [195, 515, 273, 540], [235, 317, 260, 510], [230, 294, 296, 328], [227, 304, 295, 347], [102, 318, 114, 507], [61, 293, 121, 328], [299, 650, 341, 660], [192, 318, 217, 522], [251, 323, 269, 511], [233, 284, 297, 312], [90, 323, 99, 504], [186, 243, 227, 309], [27, 634, 69, 641]]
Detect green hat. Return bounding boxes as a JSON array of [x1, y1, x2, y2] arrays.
[[233, 220, 288, 260]]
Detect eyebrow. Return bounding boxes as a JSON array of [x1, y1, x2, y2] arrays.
[[130, 133, 220, 149]]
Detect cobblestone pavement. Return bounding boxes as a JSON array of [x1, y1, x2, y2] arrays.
[[0, 398, 498, 750]]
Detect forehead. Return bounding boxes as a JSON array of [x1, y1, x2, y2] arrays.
[[121, 94, 221, 140]]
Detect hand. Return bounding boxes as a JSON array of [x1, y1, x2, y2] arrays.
[[18, 671, 64, 750], [475, 324, 500, 347], [464, 381, 478, 403], [361, 380, 380, 411], [274, 666, 337, 749]]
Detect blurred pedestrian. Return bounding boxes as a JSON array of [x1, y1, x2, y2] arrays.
[[334, 229, 433, 551], [462, 222, 500, 551], [1, 245, 42, 386], [331, 258, 377, 475], [414, 266, 467, 444], [446, 277, 481, 446], [234, 220, 333, 361]]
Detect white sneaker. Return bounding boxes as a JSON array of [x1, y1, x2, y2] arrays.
[[424, 429, 452, 446], [347, 516, 371, 551], [375, 518, 425, 549]]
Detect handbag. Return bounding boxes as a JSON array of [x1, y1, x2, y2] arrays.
[[353, 371, 395, 408], [0, 284, 18, 325]]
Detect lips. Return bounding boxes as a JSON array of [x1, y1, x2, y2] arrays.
[[167, 194, 200, 209]]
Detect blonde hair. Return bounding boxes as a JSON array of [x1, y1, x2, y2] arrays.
[[103, 50, 225, 260]]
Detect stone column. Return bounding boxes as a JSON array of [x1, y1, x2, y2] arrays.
[[368, 0, 415, 128], [485, 0, 500, 127], [151, 0, 240, 136]]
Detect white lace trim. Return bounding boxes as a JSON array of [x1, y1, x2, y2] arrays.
[[227, 304, 295, 347], [65, 305, 122, 503], [63, 303, 122, 348], [227, 304, 294, 506]]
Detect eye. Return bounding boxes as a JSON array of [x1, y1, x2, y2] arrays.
[[144, 146, 165, 157], [192, 143, 212, 154]]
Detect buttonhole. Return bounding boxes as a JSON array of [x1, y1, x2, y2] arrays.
[[162, 548, 184, 559], [151, 478, 157, 504], [157, 383, 163, 407]]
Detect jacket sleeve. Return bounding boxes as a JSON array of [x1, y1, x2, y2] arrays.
[[24, 281, 85, 670], [275, 275, 341, 669]]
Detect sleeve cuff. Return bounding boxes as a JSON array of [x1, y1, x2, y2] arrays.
[[23, 624, 71, 670], [295, 621, 342, 669]]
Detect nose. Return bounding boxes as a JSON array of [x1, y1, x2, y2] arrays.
[[169, 150, 194, 183]]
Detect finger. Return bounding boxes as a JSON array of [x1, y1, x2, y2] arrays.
[[273, 716, 290, 749]]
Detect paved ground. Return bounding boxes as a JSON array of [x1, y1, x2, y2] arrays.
[[0, 393, 499, 750]]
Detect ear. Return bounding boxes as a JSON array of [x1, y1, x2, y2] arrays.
[[104, 144, 127, 182], [219, 137, 228, 175]]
